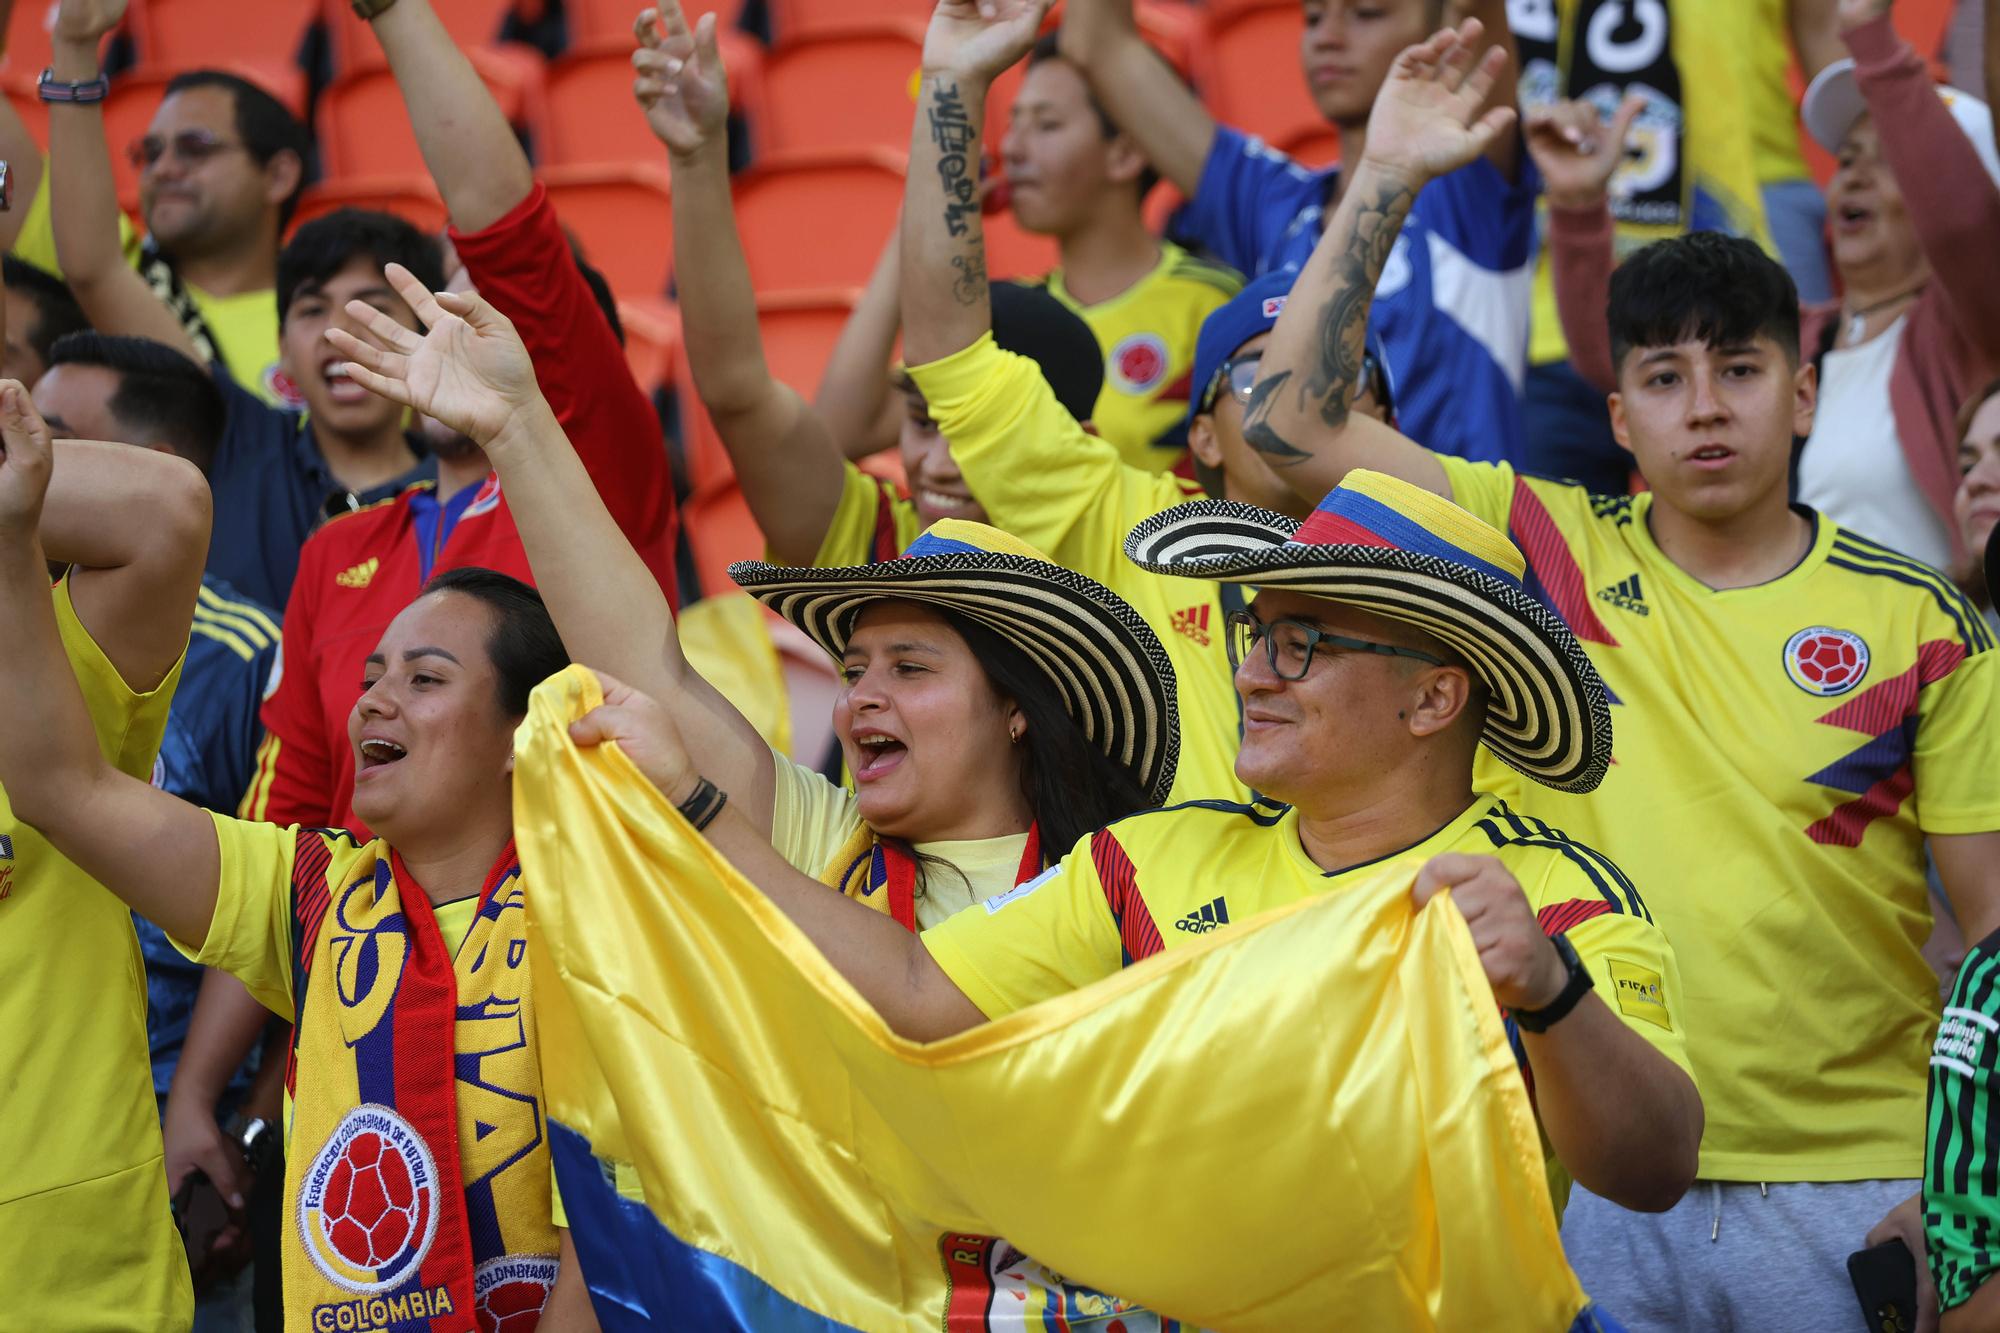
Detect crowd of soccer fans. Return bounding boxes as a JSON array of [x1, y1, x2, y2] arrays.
[[1, 0, 1998, 1327]]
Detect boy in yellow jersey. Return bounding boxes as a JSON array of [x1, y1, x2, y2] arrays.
[[0, 379, 210, 1328], [1252, 27, 2000, 1329], [1002, 35, 1242, 473]]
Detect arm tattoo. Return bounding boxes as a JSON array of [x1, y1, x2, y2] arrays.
[[950, 253, 987, 308], [927, 81, 979, 238], [1301, 177, 1416, 431], [1241, 368, 1314, 467]]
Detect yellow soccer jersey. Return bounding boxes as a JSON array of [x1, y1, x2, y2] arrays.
[[909, 333, 1241, 806], [923, 794, 1691, 1207], [1030, 242, 1243, 474], [1443, 456, 2000, 1181], [0, 576, 191, 1330], [14, 170, 283, 403], [812, 460, 927, 568]]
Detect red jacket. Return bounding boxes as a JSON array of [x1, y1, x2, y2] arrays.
[[1552, 15, 2000, 561], [241, 184, 678, 834]]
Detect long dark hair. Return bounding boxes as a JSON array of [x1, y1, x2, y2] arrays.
[[945, 609, 1153, 855]]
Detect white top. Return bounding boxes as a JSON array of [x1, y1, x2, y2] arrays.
[[1798, 317, 1955, 570]]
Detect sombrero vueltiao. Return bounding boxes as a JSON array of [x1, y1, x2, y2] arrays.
[[1123, 470, 1612, 794], [730, 520, 1181, 806]]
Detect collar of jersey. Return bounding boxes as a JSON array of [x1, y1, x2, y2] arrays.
[[1630, 494, 1836, 599], [1284, 795, 1490, 882]]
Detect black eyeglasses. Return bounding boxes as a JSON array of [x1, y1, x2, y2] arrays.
[[128, 129, 248, 170], [1225, 609, 1446, 681]]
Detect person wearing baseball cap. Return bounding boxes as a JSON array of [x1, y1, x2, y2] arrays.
[[1545, 0, 2000, 574]]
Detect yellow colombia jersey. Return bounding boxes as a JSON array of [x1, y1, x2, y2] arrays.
[[1027, 242, 1243, 474], [1519, 0, 1771, 368], [923, 793, 1692, 1210], [898, 333, 1241, 806], [1442, 456, 2000, 1182], [13, 171, 284, 403], [0, 576, 191, 1330]]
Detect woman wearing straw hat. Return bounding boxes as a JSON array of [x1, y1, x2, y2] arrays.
[[325, 264, 1186, 1325]]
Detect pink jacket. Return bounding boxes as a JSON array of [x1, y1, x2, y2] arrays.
[[1553, 14, 2000, 561]]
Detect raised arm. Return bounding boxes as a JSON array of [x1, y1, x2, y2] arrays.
[[1450, 0, 1524, 178], [902, 0, 1050, 367], [1791, 0, 1847, 79], [364, 0, 534, 234], [328, 265, 780, 832], [46, 0, 201, 358], [1057, 0, 1213, 194], [638, 2, 845, 564], [1252, 23, 1514, 503], [816, 223, 906, 462], [1844, 0, 2000, 356], [1524, 95, 1645, 395], [0, 382, 222, 947]]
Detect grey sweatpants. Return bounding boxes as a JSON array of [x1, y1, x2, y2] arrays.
[[1560, 1178, 1919, 1332]]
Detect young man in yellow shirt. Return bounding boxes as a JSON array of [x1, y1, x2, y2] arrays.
[[1002, 35, 1242, 474], [0, 383, 210, 1326], [1251, 24, 2000, 1328]]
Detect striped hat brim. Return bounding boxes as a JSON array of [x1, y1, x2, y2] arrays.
[[728, 551, 1181, 807], [1124, 501, 1612, 794]]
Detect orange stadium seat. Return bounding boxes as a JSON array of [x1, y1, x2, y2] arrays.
[[683, 479, 764, 597], [983, 207, 1058, 283], [541, 161, 674, 298], [317, 60, 527, 179], [565, 0, 735, 45], [129, 0, 314, 88], [1280, 123, 1340, 170], [5, 73, 46, 148], [764, 0, 931, 42], [754, 22, 923, 156], [321, 0, 513, 73], [290, 175, 448, 232], [1196, 3, 1325, 154], [730, 148, 903, 292], [0, 1, 68, 85]]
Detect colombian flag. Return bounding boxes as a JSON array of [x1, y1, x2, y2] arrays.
[[513, 667, 1592, 1330]]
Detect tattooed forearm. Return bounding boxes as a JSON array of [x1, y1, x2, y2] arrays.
[[1302, 176, 1417, 431], [950, 253, 987, 307], [927, 81, 979, 238], [1241, 368, 1314, 467]]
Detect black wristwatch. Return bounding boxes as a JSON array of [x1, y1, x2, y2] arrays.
[[1511, 933, 1592, 1033]]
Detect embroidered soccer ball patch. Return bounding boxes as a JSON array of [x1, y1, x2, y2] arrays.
[[473, 1255, 559, 1332], [1783, 626, 1870, 697], [299, 1104, 441, 1293], [1110, 333, 1168, 393]]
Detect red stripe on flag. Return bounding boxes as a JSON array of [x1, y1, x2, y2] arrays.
[[940, 1233, 999, 1329], [1292, 509, 1398, 549]]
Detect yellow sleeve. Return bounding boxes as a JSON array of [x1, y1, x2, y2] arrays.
[[808, 461, 923, 568], [910, 333, 1141, 568], [767, 744, 866, 878], [920, 829, 1125, 1018], [12, 165, 144, 276], [178, 812, 300, 1021], [1917, 648, 2000, 835], [1436, 455, 1518, 535], [52, 572, 183, 779], [1523, 855, 1694, 1084]]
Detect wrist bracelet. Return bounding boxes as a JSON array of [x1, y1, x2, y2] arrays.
[[1510, 933, 1593, 1034], [676, 775, 728, 832], [37, 68, 111, 104]]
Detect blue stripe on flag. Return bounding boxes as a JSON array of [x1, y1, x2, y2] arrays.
[[550, 1120, 863, 1333], [1320, 489, 1522, 588], [901, 532, 988, 559]]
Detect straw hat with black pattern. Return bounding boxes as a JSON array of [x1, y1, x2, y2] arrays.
[[1124, 470, 1612, 794], [730, 520, 1181, 806]]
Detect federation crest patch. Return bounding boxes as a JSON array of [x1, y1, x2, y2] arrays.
[[299, 1104, 442, 1294], [1783, 626, 1870, 697], [1109, 332, 1169, 394], [473, 1254, 559, 1331]]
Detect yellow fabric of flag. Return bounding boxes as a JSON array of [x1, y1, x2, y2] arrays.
[[515, 666, 1589, 1330]]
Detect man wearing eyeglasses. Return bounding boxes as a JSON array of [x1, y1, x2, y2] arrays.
[[28, 0, 309, 406]]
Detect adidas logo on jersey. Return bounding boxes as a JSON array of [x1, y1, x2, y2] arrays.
[[1594, 574, 1650, 616], [336, 558, 380, 589], [0, 832, 12, 901], [1174, 896, 1230, 934], [1171, 604, 1213, 647]]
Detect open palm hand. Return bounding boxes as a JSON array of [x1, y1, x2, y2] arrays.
[[1361, 20, 1518, 184], [923, 0, 1052, 82], [633, 2, 729, 156], [325, 264, 542, 450]]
